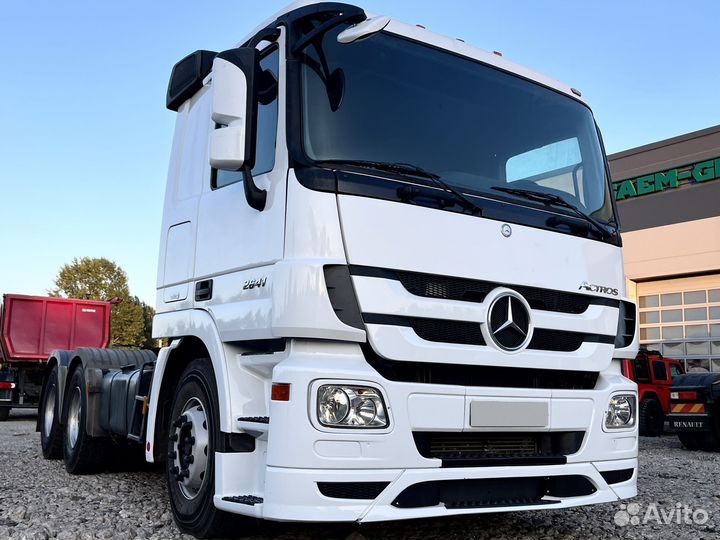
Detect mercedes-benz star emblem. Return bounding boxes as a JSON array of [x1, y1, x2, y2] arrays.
[[487, 291, 532, 351], [501, 224, 512, 237]]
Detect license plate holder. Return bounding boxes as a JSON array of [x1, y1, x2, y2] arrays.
[[470, 400, 549, 428]]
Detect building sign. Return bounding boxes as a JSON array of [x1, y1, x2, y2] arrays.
[[613, 157, 720, 201]]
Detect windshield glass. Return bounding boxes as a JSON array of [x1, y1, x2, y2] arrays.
[[300, 28, 615, 225]]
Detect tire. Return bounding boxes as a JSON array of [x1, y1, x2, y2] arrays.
[[62, 368, 110, 474], [40, 365, 63, 459], [166, 359, 248, 538], [0, 407, 9, 421], [678, 432, 702, 450], [639, 399, 664, 436]]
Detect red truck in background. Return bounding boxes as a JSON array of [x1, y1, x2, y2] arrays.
[[0, 294, 111, 420], [621, 347, 685, 436]]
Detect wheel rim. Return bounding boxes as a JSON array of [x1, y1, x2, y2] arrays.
[[170, 397, 210, 500], [67, 387, 82, 448], [43, 385, 56, 437]]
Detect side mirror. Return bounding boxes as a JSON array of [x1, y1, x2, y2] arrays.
[[209, 47, 266, 211]]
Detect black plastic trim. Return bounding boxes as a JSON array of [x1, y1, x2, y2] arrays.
[[166, 50, 217, 112], [349, 264, 620, 312], [317, 481, 389, 500], [392, 476, 595, 509], [413, 431, 584, 468], [222, 495, 264, 505], [237, 416, 269, 424], [217, 432, 256, 453], [615, 300, 637, 348], [323, 265, 364, 329], [194, 279, 213, 302], [362, 344, 598, 389], [600, 468, 634, 485], [363, 313, 614, 352]]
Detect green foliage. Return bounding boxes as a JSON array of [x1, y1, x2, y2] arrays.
[[51, 257, 154, 348]]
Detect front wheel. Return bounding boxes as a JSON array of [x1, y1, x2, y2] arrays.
[[166, 359, 248, 538], [40, 365, 63, 459]]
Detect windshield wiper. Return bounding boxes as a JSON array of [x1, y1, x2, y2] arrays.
[[319, 159, 482, 216], [492, 186, 616, 239]]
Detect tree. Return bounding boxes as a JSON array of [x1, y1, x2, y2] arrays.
[[51, 257, 154, 348]]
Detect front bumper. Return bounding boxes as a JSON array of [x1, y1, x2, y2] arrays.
[[215, 458, 637, 522], [217, 341, 638, 521]]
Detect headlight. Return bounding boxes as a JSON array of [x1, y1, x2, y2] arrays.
[[317, 385, 388, 428], [605, 394, 636, 429]]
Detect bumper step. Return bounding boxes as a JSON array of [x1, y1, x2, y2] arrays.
[[237, 416, 269, 438], [222, 495, 264, 506]]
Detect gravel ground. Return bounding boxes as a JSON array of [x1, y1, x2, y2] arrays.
[[2, 408, 719, 540]]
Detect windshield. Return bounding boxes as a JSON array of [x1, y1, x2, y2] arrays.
[[299, 28, 616, 226]]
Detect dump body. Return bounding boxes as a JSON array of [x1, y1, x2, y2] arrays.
[[0, 295, 111, 416]]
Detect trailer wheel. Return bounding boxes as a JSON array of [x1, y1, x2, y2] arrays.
[[166, 359, 246, 538], [639, 398, 664, 436], [0, 407, 9, 421], [62, 368, 109, 474], [40, 365, 63, 459]]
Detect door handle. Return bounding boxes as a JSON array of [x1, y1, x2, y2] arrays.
[[195, 280, 213, 301]]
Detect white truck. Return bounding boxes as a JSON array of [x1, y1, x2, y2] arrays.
[[36, 1, 640, 537]]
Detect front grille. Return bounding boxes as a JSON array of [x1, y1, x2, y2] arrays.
[[413, 431, 584, 467], [528, 329, 592, 352], [392, 476, 596, 509], [317, 482, 389, 500], [351, 265, 616, 314], [410, 317, 486, 346], [365, 314, 613, 352], [363, 345, 599, 389]]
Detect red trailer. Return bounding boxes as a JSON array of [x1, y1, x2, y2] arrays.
[[0, 294, 111, 420]]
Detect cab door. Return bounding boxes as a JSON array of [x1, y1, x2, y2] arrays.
[[193, 33, 288, 339]]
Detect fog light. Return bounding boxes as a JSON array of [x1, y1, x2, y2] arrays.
[[317, 385, 388, 428], [605, 394, 636, 429]]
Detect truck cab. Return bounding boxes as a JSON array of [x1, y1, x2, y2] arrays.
[[621, 349, 684, 436], [36, 2, 640, 537]]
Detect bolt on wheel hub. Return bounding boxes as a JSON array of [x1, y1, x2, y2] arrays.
[[169, 397, 209, 500]]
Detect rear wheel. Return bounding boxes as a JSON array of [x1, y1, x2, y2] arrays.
[[0, 407, 9, 421], [639, 399, 664, 436], [62, 368, 109, 474], [678, 432, 702, 450], [166, 359, 248, 538], [40, 365, 63, 459]]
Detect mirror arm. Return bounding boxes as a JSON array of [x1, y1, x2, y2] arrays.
[[246, 26, 281, 49], [242, 165, 267, 211]]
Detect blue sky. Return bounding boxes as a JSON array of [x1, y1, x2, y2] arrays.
[[1, 1, 718, 304]]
